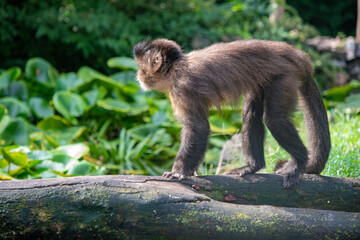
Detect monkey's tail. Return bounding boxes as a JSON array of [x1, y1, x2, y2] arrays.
[[298, 72, 331, 174]]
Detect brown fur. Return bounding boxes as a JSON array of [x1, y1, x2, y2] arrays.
[[133, 39, 331, 188]]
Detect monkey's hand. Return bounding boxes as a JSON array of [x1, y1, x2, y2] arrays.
[[222, 166, 255, 176], [162, 171, 186, 180], [162, 171, 197, 180]]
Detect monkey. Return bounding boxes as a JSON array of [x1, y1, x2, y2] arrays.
[[133, 38, 331, 188]]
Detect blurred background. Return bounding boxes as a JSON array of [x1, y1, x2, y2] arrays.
[[0, 0, 359, 180]]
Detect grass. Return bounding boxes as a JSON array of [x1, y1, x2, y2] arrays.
[[202, 110, 360, 178]]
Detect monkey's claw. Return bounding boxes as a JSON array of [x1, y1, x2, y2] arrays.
[[162, 171, 185, 180]]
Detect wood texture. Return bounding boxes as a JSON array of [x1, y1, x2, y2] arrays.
[[0, 174, 359, 239]]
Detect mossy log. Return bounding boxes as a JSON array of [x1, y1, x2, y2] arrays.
[[0, 174, 359, 239]]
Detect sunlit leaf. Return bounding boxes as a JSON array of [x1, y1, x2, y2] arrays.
[[107, 57, 138, 70], [51, 143, 89, 160], [1, 148, 28, 167], [0, 159, 8, 169], [37, 115, 70, 130], [0, 170, 13, 180], [50, 170, 72, 177], [28, 160, 43, 168]]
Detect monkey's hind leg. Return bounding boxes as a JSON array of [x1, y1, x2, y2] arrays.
[[223, 91, 265, 176], [263, 81, 308, 188]]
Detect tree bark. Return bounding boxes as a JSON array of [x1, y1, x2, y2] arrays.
[[0, 174, 359, 239]]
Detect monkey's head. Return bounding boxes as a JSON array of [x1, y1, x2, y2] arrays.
[[133, 39, 183, 92]]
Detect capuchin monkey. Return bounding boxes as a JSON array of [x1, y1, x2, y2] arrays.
[[133, 39, 331, 188]]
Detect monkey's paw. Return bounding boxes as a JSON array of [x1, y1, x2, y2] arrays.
[[222, 166, 254, 177], [275, 162, 301, 188], [162, 171, 186, 180]]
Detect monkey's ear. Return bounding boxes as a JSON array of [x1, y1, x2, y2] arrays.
[[152, 53, 163, 72]]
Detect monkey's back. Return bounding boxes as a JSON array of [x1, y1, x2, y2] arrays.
[[184, 40, 312, 105]]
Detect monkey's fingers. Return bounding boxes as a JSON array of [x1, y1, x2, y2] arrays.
[[162, 171, 185, 180]]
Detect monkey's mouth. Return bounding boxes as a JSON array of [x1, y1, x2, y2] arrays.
[[136, 74, 153, 91]]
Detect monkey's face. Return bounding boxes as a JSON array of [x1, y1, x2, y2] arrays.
[[135, 50, 165, 91], [133, 39, 183, 92]]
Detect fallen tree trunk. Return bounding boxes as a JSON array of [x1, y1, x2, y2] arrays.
[[0, 174, 359, 239]]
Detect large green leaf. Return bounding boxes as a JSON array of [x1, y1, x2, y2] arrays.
[[0, 97, 30, 118], [66, 161, 95, 176], [77, 66, 128, 90], [0, 67, 21, 90], [56, 72, 85, 91], [0, 118, 29, 145], [97, 98, 148, 115], [29, 97, 54, 118], [37, 115, 70, 130], [25, 58, 58, 88], [1, 148, 28, 167], [107, 57, 138, 70], [53, 91, 86, 121], [323, 80, 360, 102]]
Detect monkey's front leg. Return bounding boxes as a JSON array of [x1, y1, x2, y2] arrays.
[[163, 118, 210, 179]]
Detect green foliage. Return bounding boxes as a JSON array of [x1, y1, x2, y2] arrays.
[[0, 1, 358, 180], [0, 0, 221, 72], [287, 0, 356, 36], [0, 57, 179, 179], [0, 0, 321, 74]]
